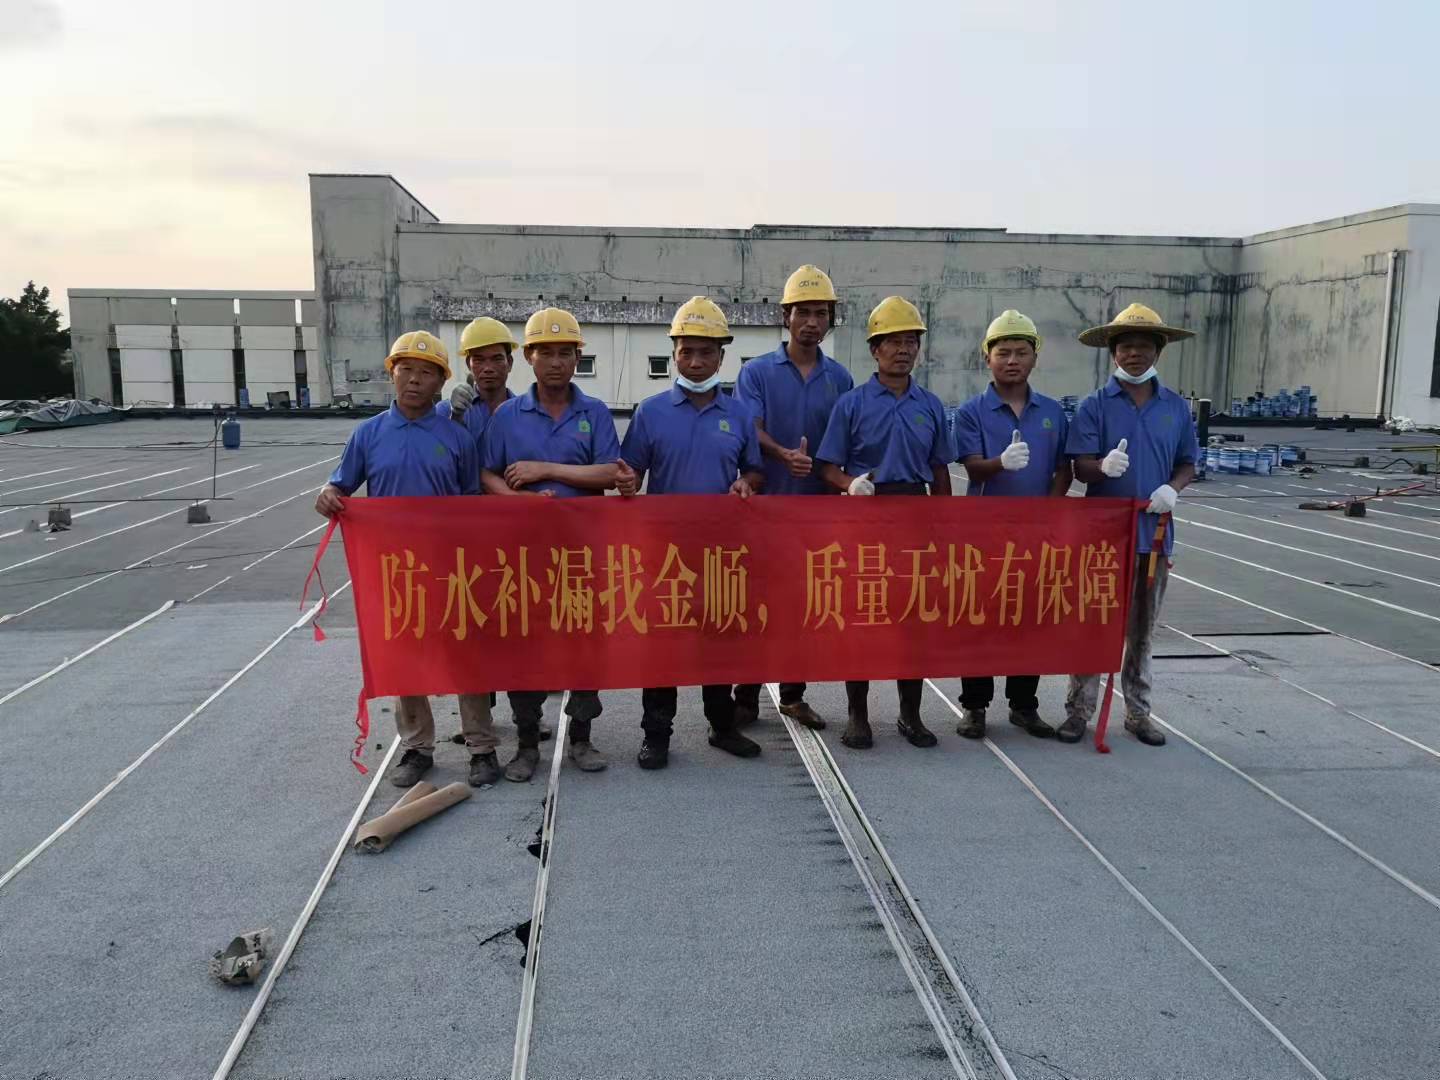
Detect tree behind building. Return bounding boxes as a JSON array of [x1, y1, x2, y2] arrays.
[[0, 282, 72, 399]]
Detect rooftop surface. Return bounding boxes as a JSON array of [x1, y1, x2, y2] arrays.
[[2, 418, 1439, 1079]]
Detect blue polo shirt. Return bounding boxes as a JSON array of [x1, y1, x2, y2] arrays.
[[456, 387, 517, 447], [954, 385, 1069, 497], [328, 403, 480, 498], [621, 384, 762, 495], [482, 384, 620, 498], [1066, 376, 1198, 555], [816, 375, 951, 486], [734, 345, 854, 495]]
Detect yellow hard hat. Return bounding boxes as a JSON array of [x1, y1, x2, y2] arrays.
[[523, 307, 585, 349], [866, 296, 926, 341], [782, 264, 838, 306], [668, 296, 733, 344], [983, 309, 1043, 355], [1078, 302, 1194, 348], [460, 317, 519, 356], [385, 330, 451, 380]]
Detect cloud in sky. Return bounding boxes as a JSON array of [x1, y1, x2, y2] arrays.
[[0, 0, 62, 51], [2, 0, 1438, 320]]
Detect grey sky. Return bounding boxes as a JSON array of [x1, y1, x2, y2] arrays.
[[3, 0, 1437, 318]]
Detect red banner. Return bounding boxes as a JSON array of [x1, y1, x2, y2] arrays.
[[331, 495, 1139, 703]]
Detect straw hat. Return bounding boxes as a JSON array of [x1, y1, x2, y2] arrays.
[[1079, 302, 1195, 348]]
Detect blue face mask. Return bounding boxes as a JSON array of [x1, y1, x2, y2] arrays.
[[1113, 364, 1158, 385], [676, 372, 724, 393]]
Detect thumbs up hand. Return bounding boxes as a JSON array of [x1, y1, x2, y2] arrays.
[[614, 459, 639, 497], [1100, 438, 1130, 478], [999, 429, 1031, 472], [785, 434, 814, 478]]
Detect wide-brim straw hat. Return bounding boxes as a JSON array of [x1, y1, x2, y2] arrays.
[[1079, 302, 1195, 348]]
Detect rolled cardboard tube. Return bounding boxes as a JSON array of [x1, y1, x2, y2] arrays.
[[353, 782, 471, 853], [391, 781, 437, 811]]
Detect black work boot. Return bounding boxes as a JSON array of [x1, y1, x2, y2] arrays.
[[390, 749, 433, 788], [505, 746, 541, 782], [841, 685, 873, 749], [956, 708, 986, 739], [779, 701, 826, 730], [897, 711, 938, 748], [732, 702, 759, 729], [1056, 714, 1086, 744], [1125, 715, 1167, 746], [468, 751, 502, 787], [1009, 707, 1056, 739], [638, 737, 670, 770], [708, 726, 761, 758]]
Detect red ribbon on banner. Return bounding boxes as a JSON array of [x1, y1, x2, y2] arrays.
[[299, 516, 339, 642]]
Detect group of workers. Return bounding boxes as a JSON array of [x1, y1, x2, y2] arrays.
[[315, 265, 1198, 791]]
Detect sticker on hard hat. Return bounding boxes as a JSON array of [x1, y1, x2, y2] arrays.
[[416, 340, 428, 351], [550, 324, 560, 333]]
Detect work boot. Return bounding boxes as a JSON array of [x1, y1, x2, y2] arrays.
[[505, 746, 541, 782], [732, 702, 760, 729], [1125, 715, 1167, 746], [780, 701, 826, 730], [956, 708, 986, 740], [538, 721, 554, 742], [708, 727, 762, 758], [637, 737, 669, 770], [897, 712, 938, 748], [1056, 715, 1086, 744], [390, 749, 433, 788], [1009, 707, 1056, 739], [569, 740, 609, 772], [841, 703, 873, 749], [468, 751, 502, 787]]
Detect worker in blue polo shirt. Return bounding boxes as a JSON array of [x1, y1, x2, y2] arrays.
[[953, 310, 1072, 741], [436, 317, 519, 447], [617, 297, 766, 771], [1062, 302, 1199, 748], [731, 264, 853, 733], [482, 307, 621, 782], [816, 296, 952, 752], [314, 331, 497, 789]]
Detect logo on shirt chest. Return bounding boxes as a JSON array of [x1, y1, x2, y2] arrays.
[[719, 419, 732, 433], [578, 418, 592, 434], [1042, 418, 1053, 430], [911, 412, 931, 428], [433, 444, 449, 459]]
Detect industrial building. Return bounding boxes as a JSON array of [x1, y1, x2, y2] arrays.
[[69, 174, 1440, 425]]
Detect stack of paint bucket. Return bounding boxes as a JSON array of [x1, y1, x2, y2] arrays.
[[1229, 388, 1320, 418]]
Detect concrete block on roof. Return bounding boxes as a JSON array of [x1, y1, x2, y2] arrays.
[[114, 298, 174, 325], [240, 298, 298, 326], [175, 297, 235, 325]]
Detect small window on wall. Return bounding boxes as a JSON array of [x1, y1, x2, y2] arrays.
[[648, 356, 670, 379], [577, 355, 596, 377]]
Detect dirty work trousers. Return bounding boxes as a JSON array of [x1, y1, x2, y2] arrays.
[[845, 679, 924, 720], [958, 675, 1040, 712], [1066, 553, 1170, 724], [507, 690, 602, 747], [641, 685, 736, 741], [732, 682, 806, 711], [396, 694, 497, 754]]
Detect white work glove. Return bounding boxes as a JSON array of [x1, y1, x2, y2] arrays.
[[1100, 438, 1130, 479], [999, 430, 1030, 472], [1148, 483, 1178, 515], [449, 381, 476, 416], [847, 472, 876, 496]]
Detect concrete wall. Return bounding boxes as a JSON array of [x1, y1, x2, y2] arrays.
[[1231, 208, 1411, 418], [385, 222, 1237, 409], [310, 174, 439, 402], [66, 289, 318, 407], [1390, 209, 1440, 427]]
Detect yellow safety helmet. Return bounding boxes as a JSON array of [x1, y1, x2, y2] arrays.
[[523, 307, 585, 349], [983, 309, 1043, 355], [668, 296, 733, 344], [782, 264, 838, 306], [385, 330, 451, 380], [460, 316, 519, 356], [866, 296, 926, 341]]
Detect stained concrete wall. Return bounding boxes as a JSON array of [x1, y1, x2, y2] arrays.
[[1390, 209, 1440, 427], [388, 222, 1238, 409]]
